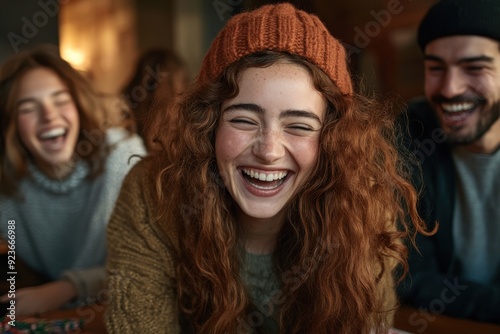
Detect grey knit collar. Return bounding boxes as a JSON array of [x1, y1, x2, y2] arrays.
[[28, 160, 89, 194]]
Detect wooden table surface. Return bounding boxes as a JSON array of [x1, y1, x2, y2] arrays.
[[394, 306, 500, 334]]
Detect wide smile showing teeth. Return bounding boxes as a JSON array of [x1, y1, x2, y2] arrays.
[[441, 102, 475, 113], [39, 127, 67, 140], [440, 101, 478, 124], [241, 168, 288, 190], [242, 168, 288, 181]]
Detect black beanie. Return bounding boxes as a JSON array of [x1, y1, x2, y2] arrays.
[[418, 0, 500, 50]]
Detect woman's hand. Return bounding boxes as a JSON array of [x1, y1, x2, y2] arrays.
[[0, 280, 77, 316]]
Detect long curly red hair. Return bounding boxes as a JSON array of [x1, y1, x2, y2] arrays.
[[150, 51, 427, 333]]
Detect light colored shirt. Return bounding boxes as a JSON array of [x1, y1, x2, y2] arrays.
[[452, 147, 500, 284]]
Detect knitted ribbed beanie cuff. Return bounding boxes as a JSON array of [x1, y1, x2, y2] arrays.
[[198, 3, 353, 95], [418, 0, 500, 50]]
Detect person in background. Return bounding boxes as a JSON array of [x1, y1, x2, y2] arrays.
[[398, 0, 500, 324], [122, 48, 189, 151], [0, 45, 146, 316], [106, 3, 428, 333]]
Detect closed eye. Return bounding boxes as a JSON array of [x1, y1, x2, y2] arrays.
[[287, 124, 314, 131], [426, 66, 444, 72], [465, 66, 486, 72], [230, 118, 257, 125], [228, 118, 260, 130], [17, 102, 39, 114], [285, 123, 320, 136], [54, 99, 72, 107]]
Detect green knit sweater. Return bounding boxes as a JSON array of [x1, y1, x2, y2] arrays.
[[240, 251, 281, 333]]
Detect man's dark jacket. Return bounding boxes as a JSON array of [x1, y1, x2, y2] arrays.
[[397, 97, 500, 324]]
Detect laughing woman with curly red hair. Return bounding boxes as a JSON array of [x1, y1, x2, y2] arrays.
[[106, 3, 427, 333]]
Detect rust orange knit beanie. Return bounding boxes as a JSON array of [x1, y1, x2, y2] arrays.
[[198, 3, 353, 95]]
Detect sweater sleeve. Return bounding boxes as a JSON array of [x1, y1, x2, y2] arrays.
[[380, 260, 398, 329], [105, 161, 180, 333], [375, 227, 400, 331], [60, 266, 107, 305]]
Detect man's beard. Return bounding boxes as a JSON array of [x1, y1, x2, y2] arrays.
[[431, 94, 500, 146]]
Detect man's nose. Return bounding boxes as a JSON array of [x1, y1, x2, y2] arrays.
[[440, 68, 467, 99]]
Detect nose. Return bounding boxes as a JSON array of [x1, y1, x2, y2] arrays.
[[252, 129, 285, 163], [440, 68, 467, 98], [40, 102, 57, 122]]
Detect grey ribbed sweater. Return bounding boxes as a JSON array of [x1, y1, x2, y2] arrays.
[[0, 128, 146, 301]]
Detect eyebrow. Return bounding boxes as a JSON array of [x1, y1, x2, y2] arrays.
[[16, 89, 70, 107], [223, 103, 322, 123], [424, 55, 494, 65]]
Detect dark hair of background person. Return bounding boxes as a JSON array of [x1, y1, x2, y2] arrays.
[[122, 48, 189, 151]]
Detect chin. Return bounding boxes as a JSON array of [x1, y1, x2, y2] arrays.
[[48, 153, 75, 167], [241, 204, 284, 220]]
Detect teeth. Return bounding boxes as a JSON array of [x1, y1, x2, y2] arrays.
[[441, 102, 474, 113], [242, 168, 287, 181], [40, 127, 66, 139]]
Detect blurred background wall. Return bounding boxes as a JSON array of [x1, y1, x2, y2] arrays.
[[0, 0, 438, 101]]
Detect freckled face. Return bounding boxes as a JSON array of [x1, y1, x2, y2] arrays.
[[215, 62, 327, 222], [16, 67, 80, 176]]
